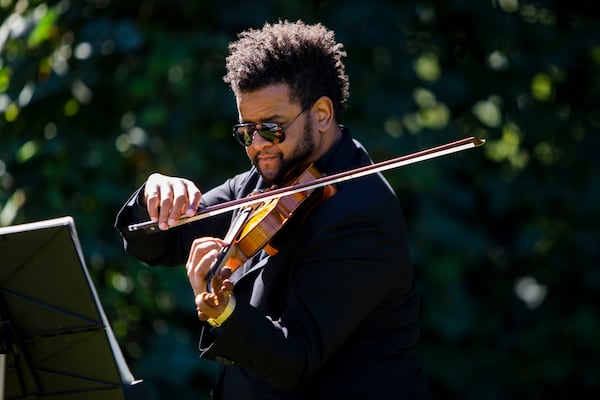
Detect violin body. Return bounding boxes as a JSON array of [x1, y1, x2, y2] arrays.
[[236, 164, 336, 258], [206, 164, 336, 290]]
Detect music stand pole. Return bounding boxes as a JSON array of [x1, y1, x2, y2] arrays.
[[0, 324, 6, 400], [0, 353, 5, 400]]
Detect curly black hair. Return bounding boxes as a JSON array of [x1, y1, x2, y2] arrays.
[[223, 20, 350, 122]]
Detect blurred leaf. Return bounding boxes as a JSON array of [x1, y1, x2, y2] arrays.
[[27, 7, 58, 48]]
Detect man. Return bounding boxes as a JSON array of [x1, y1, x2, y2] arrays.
[[116, 20, 430, 399]]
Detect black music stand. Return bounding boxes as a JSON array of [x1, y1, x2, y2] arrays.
[[0, 217, 151, 400]]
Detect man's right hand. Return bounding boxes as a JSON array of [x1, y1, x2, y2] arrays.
[[143, 173, 202, 230]]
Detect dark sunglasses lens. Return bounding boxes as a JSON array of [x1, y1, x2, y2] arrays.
[[257, 128, 284, 144], [233, 125, 253, 146], [233, 124, 284, 146]]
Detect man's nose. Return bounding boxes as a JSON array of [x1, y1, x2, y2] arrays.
[[250, 131, 272, 149]]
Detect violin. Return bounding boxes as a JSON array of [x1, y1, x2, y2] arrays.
[[126, 136, 485, 290]]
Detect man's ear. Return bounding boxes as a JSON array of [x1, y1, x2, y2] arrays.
[[311, 96, 335, 133]]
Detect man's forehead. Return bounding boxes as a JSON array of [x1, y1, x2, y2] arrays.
[[236, 84, 297, 121]]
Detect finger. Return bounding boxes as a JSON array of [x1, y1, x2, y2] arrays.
[[170, 180, 198, 226], [157, 183, 174, 230], [145, 186, 161, 222], [196, 292, 225, 318], [145, 173, 168, 222], [185, 238, 228, 292], [212, 268, 232, 295], [210, 267, 234, 299], [195, 294, 213, 321], [219, 266, 233, 280], [186, 183, 202, 216], [187, 247, 219, 277], [219, 280, 234, 299], [187, 247, 221, 294], [187, 239, 225, 266], [199, 291, 219, 307], [221, 279, 234, 291], [200, 248, 220, 276]]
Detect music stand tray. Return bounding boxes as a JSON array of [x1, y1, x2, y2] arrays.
[[0, 216, 151, 400]]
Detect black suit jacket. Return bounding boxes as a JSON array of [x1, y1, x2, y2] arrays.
[[115, 128, 430, 399]]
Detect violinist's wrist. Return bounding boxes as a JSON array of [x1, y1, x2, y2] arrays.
[[207, 295, 236, 327]]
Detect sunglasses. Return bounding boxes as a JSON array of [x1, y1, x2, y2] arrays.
[[232, 107, 307, 147]]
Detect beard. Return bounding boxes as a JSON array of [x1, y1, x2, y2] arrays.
[[254, 114, 315, 186]]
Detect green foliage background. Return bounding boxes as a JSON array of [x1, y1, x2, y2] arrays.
[[1, 0, 599, 399]]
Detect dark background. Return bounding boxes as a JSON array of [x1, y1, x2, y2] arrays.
[[1, 1, 599, 399]]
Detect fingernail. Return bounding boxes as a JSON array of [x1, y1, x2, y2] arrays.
[[159, 222, 168, 230], [167, 218, 176, 226], [186, 208, 195, 216]]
